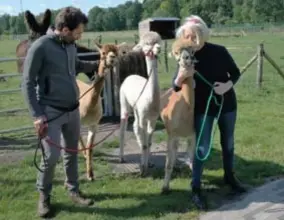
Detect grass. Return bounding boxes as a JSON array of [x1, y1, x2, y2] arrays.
[[1, 30, 284, 219]]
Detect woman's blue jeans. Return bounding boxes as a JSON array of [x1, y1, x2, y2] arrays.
[[191, 110, 237, 188]]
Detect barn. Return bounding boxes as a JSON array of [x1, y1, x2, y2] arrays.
[[138, 17, 180, 40]]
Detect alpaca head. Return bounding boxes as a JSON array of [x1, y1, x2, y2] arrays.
[[133, 31, 162, 58], [94, 41, 128, 67], [172, 38, 197, 78], [117, 42, 135, 56], [24, 9, 52, 40]]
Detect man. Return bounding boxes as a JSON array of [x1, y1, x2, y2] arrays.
[[21, 7, 98, 218]]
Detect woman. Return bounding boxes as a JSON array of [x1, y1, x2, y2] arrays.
[[172, 15, 247, 210]]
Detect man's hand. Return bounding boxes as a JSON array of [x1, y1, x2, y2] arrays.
[[34, 116, 48, 138]]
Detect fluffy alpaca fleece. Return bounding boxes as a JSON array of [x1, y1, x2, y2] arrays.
[[77, 42, 121, 181], [15, 9, 101, 81], [160, 38, 197, 194], [118, 31, 162, 176]]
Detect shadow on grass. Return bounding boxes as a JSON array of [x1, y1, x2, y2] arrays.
[[124, 116, 165, 132], [0, 135, 36, 150], [53, 189, 194, 218], [2, 145, 284, 219]]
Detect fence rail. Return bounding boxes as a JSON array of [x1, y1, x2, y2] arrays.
[[0, 88, 21, 94], [0, 50, 125, 135], [0, 41, 171, 135], [0, 108, 28, 115], [0, 52, 100, 63]]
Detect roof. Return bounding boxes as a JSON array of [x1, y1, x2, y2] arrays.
[[139, 17, 180, 23]]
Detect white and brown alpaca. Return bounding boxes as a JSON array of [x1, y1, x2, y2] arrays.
[[160, 38, 197, 193], [119, 31, 162, 176], [77, 42, 122, 181], [117, 42, 136, 56]]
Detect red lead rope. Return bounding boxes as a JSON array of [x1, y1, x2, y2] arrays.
[[44, 124, 120, 152]]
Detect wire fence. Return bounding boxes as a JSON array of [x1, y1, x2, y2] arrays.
[[0, 38, 284, 138]]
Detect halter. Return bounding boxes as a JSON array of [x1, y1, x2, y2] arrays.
[[143, 43, 160, 59], [176, 47, 197, 65]]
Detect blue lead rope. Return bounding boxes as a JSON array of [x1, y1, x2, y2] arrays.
[[194, 72, 224, 161]]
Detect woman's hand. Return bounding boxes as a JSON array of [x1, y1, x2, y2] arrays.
[[174, 65, 195, 87], [213, 80, 233, 95]]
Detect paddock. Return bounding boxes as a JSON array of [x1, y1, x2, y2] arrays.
[[1, 30, 284, 220]]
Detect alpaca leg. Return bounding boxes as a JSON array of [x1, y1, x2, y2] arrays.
[[119, 116, 128, 163], [162, 137, 178, 194], [146, 119, 157, 168], [140, 125, 148, 177], [78, 135, 86, 158], [133, 113, 147, 176], [132, 112, 145, 148], [185, 133, 195, 171], [85, 125, 97, 181], [119, 94, 130, 163]]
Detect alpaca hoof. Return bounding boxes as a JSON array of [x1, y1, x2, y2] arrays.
[[63, 183, 68, 190], [119, 158, 126, 163], [173, 165, 182, 172], [87, 176, 94, 181], [148, 162, 155, 168], [161, 187, 171, 195], [184, 160, 193, 171], [86, 171, 94, 181], [140, 167, 148, 177]]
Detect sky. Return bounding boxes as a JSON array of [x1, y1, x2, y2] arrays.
[[0, 0, 140, 16]]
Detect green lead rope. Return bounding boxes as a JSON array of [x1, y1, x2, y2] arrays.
[[194, 72, 224, 161]]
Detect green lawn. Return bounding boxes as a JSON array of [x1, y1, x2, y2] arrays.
[[0, 30, 284, 219]]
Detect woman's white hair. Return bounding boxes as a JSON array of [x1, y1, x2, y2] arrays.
[[176, 15, 210, 45]]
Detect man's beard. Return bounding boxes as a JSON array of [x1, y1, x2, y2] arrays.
[[62, 32, 75, 44]]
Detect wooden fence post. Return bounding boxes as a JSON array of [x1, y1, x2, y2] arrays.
[[164, 40, 169, 73], [263, 50, 284, 80], [256, 43, 264, 88], [134, 34, 139, 44], [240, 54, 257, 74]]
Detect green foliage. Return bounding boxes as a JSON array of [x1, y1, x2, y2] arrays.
[[1, 0, 284, 33]]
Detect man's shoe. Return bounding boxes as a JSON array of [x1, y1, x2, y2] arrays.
[[69, 191, 94, 206], [38, 193, 51, 218]]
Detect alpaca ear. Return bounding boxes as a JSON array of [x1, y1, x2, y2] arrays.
[[24, 10, 40, 32], [117, 42, 126, 49], [195, 29, 201, 47], [42, 9, 52, 31], [132, 43, 142, 51]]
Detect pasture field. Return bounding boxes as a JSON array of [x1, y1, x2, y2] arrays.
[[1, 30, 284, 220]]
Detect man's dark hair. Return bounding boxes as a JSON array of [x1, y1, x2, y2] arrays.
[[55, 6, 88, 31]]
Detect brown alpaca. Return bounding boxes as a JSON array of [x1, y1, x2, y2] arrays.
[[160, 38, 197, 193], [16, 9, 51, 73], [77, 42, 122, 181], [15, 9, 100, 81]]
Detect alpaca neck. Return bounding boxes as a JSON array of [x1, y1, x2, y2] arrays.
[[145, 57, 159, 97], [90, 62, 106, 103], [181, 77, 194, 105]]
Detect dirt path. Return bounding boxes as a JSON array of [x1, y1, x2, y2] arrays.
[[0, 122, 122, 165], [0, 87, 173, 166]]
